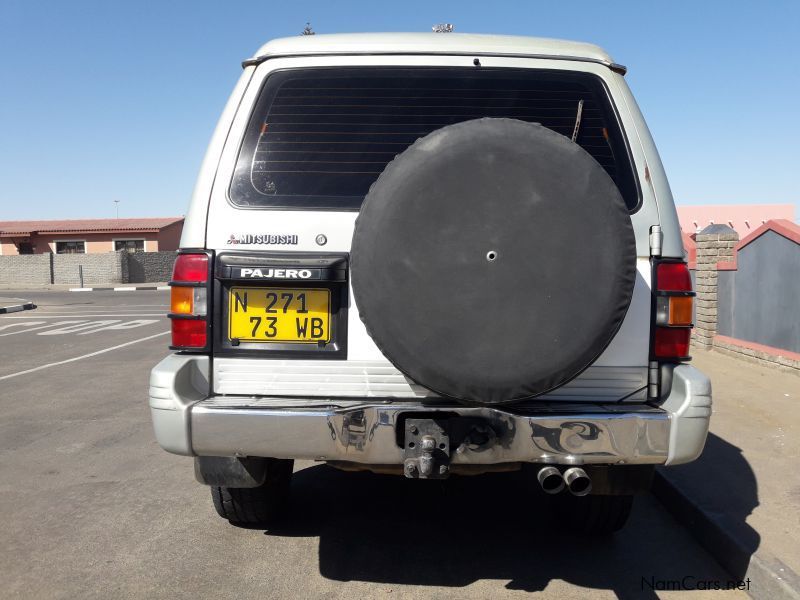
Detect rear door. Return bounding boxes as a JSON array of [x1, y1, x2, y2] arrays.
[[204, 56, 657, 402]]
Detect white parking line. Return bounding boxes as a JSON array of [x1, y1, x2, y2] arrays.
[[34, 304, 167, 309], [0, 319, 162, 336], [77, 320, 159, 334], [0, 331, 170, 381], [0, 321, 46, 332], [0, 314, 165, 318], [0, 321, 87, 336], [68, 286, 170, 291], [38, 320, 121, 335]]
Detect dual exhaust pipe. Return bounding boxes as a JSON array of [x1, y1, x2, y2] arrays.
[[536, 466, 592, 496]]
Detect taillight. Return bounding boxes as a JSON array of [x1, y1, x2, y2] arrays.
[[652, 260, 694, 360], [171, 318, 207, 348], [169, 252, 210, 350]]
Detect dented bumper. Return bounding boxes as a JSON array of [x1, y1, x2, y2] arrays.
[[149, 355, 711, 467]]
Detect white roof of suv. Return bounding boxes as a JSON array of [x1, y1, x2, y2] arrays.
[[247, 33, 622, 72]]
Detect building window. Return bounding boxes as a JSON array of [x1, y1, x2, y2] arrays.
[[114, 239, 145, 253], [55, 241, 85, 254], [17, 242, 34, 254]]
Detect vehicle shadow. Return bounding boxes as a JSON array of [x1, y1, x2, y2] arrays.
[[255, 444, 758, 596], [653, 432, 761, 581]]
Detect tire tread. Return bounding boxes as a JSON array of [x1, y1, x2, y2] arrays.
[[210, 458, 293, 525]]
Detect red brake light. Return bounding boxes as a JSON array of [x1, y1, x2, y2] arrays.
[[169, 252, 210, 350], [173, 254, 208, 282], [656, 262, 692, 291], [654, 327, 690, 359], [653, 260, 694, 361], [171, 318, 207, 348]]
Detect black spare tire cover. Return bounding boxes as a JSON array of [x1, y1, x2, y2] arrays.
[[351, 118, 637, 404]]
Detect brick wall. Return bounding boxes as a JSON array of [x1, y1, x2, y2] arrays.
[[691, 220, 799, 374], [127, 251, 176, 283], [693, 224, 739, 348], [713, 335, 800, 373], [716, 226, 800, 355], [0, 254, 52, 285], [52, 251, 128, 285], [0, 251, 176, 285]]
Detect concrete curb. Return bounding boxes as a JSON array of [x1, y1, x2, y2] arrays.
[[652, 469, 800, 599], [69, 286, 169, 292], [0, 300, 36, 314]]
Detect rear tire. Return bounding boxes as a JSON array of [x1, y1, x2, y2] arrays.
[[210, 458, 293, 526], [553, 493, 634, 535]]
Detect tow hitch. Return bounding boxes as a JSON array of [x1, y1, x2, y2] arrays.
[[403, 418, 450, 479]]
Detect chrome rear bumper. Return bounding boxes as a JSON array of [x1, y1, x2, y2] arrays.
[[191, 400, 669, 465], [149, 355, 711, 467]]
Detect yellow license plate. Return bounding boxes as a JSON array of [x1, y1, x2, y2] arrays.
[[228, 287, 331, 343]]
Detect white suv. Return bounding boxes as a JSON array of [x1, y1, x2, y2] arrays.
[[150, 33, 711, 534]]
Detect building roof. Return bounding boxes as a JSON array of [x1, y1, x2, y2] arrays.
[[0, 217, 184, 237], [737, 219, 800, 251], [249, 33, 615, 66], [676, 204, 795, 237], [717, 220, 800, 272]]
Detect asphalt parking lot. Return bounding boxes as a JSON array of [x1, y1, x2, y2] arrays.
[[1, 290, 749, 599]]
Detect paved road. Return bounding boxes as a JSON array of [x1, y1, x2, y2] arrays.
[[1, 290, 747, 599]]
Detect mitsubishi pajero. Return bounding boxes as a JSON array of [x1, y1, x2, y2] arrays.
[[149, 33, 711, 534]]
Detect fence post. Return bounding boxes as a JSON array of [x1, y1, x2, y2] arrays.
[[693, 224, 739, 348]]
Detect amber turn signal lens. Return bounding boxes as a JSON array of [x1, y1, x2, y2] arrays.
[[668, 296, 693, 326], [171, 286, 193, 314]]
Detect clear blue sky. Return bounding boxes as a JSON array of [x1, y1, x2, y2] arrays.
[[1, 0, 798, 220]]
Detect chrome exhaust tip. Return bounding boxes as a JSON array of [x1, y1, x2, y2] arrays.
[[537, 466, 565, 494], [563, 467, 592, 496]]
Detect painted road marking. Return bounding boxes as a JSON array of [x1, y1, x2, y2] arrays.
[[0, 319, 161, 336], [33, 304, 167, 309], [38, 319, 160, 335], [0, 321, 87, 336], [0, 321, 46, 332], [68, 286, 169, 291], [0, 331, 170, 381], [38, 320, 122, 335], [32, 308, 165, 312], [77, 320, 159, 334], [0, 314, 164, 318]]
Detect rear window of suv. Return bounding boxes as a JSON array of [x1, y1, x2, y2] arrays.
[[230, 67, 639, 210]]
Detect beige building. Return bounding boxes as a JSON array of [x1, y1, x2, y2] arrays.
[[0, 217, 183, 255]]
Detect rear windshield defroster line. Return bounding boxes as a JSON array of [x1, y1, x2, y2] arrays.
[[229, 67, 639, 211]]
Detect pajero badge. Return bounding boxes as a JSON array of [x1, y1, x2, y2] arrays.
[[234, 268, 312, 279]]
